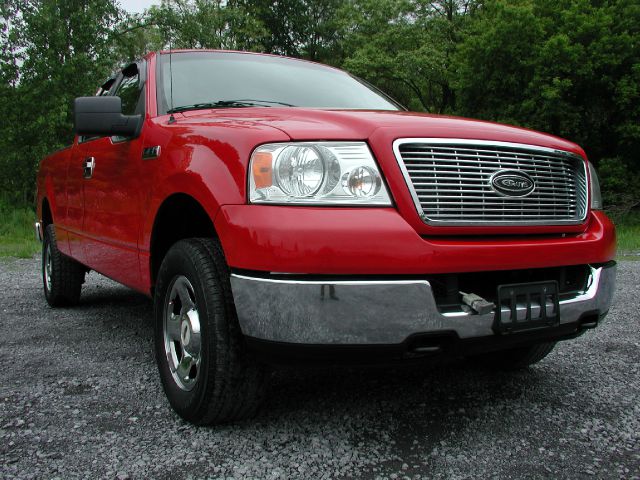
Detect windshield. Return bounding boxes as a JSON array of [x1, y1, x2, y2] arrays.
[[157, 51, 401, 114]]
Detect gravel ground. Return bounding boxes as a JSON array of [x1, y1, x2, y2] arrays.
[[1, 257, 639, 480]]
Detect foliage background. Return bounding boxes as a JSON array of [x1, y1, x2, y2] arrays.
[[1, 0, 639, 215]]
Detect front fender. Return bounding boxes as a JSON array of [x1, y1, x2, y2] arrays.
[[139, 117, 290, 253]]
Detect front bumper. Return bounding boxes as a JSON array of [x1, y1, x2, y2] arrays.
[[230, 263, 616, 345]]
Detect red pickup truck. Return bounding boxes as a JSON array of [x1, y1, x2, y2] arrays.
[[35, 50, 616, 425]]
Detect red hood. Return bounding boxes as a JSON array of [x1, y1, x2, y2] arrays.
[[178, 108, 587, 158]]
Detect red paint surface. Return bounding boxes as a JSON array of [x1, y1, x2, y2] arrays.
[[216, 207, 615, 274], [35, 50, 616, 296]]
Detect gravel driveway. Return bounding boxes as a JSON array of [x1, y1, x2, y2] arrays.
[[1, 257, 638, 480]]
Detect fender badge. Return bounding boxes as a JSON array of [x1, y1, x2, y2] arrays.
[[142, 146, 161, 160]]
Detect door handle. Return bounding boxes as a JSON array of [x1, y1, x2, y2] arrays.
[[83, 157, 95, 179]]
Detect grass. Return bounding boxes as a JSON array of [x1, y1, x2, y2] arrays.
[[0, 202, 40, 258], [611, 211, 640, 258]]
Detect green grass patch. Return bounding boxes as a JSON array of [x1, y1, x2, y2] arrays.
[[0, 202, 40, 258], [610, 210, 640, 254]]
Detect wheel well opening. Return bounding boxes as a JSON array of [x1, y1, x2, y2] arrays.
[[42, 199, 53, 227], [150, 194, 217, 288]]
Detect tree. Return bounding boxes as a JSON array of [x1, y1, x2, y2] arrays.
[[0, 0, 124, 204], [110, 12, 165, 62], [452, 0, 640, 210], [147, 0, 266, 51], [230, 0, 347, 62], [342, 0, 478, 112]]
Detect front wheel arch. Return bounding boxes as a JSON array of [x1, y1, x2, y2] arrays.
[[149, 193, 218, 292]]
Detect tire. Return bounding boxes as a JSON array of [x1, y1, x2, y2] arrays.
[[472, 342, 556, 370], [153, 238, 267, 425], [42, 224, 85, 307]]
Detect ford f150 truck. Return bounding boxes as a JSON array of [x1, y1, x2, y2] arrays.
[[35, 50, 616, 425]]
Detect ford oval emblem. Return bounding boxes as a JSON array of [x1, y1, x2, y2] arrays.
[[490, 170, 535, 197]]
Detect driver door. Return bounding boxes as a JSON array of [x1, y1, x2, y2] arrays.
[[80, 63, 146, 291]]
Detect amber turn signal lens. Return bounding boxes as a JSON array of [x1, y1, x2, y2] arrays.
[[252, 152, 273, 189]]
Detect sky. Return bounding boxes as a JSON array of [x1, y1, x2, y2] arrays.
[[119, 0, 160, 14]]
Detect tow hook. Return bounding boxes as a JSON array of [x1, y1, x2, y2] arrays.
[[461, 292, 496, 315]]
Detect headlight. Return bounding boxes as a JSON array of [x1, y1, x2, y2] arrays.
[[249, 142, 392, 205], [588, 161, 603, 210]]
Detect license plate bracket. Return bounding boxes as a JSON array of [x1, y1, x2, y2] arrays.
[[494, 281, 560, 334]]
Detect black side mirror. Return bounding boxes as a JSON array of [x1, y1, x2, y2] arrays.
[[73, 96, 142, 138]]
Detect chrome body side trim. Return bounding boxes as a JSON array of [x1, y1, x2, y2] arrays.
[[392, 138, 589, 227], [230, 264, 616, 345], [34, 221, 43, 243]]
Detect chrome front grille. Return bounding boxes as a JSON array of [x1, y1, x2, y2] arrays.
[[393, 139, 588, 226]]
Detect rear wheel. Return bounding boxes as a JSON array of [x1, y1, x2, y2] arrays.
[[42, 224, 85, 307], [153, 238, 267, 425], [472, 342, 556, 370]]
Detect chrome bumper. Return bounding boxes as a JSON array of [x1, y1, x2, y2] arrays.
[[230, 264, 616, 345]]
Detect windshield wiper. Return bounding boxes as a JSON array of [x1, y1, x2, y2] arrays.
[[232, 99, 296, 107], [168, 99, 295, 113]]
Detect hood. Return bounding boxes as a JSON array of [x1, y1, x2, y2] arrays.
[[178, 108, 586, 157]]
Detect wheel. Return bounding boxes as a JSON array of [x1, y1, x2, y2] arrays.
[[42, 224, 85, 307], [153, 238, 267, 425], [472, 342, 556, 370]]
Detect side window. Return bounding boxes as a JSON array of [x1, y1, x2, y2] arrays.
[[114, 70, 142, 115], [79, 63, 144, 144], [97, 78, 116, 96]]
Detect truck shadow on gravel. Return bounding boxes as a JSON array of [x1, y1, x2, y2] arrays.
[[79, 282, 154, 313], [254, 362, 563, 477], [262, 361, 549, 420]]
